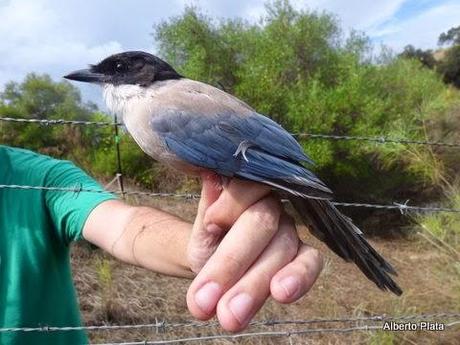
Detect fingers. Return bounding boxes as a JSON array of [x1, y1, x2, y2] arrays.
[[188, 176, 324, 332], [188, 175, 270, 274], [270, 244, 324, 304], [204, 178, 271, 233], [215, 214, 299, 331], [186, 196, 282, 320]]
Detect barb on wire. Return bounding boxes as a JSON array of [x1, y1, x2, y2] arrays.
[[2, 116, 459, 148], [0, 184, 459, 213], [394, 199, 410, 215]]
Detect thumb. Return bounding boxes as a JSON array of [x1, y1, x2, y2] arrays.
[[195, 172, 222, 227], [188, 172, 223, 273]]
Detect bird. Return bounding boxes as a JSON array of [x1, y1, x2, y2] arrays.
[[64, 51, 402, 295]]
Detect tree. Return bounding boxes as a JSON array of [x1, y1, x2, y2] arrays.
[[436, 26, 460, 88], [152, 0, 451, 204], [399, 45, 436, 69], [0, 74, 97, 158], [437, 45, 460, 87], [438, 25, 460, 46], [0, 73, 175, 189]]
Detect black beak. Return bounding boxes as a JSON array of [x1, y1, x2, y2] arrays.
[[63, 68, 106, 83]]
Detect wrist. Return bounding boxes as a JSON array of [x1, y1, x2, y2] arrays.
[[123, 206, 195, 277]]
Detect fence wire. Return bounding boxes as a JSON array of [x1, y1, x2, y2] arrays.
[[90, 320, 460, 345], [0, 116, 118, 127], [2, 115, 460, 343], [1, 116, 460, 148], [1, 312, 458, 333], [1, 183, 459, 213], [294, 132, 460, 148]]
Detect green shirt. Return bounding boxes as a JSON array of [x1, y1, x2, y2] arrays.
[[0, 145, 116, 345]]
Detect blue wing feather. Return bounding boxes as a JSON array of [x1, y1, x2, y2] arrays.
[[152, 110, 331, 198]]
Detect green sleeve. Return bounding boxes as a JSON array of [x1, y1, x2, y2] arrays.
[[44, 160, 117, 244]]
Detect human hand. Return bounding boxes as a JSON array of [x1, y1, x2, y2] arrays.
[[186, 173, 323, 332]]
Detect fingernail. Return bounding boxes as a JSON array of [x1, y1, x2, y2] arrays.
[[229, 292, 254, 325], [194, 282, 221, 314], [279, 276, 300, 298], [206, 223, 223, 235]]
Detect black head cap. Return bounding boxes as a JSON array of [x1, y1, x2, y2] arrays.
[[64, 51, 182, 86]]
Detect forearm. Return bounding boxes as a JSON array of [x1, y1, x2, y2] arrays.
[[84, 200, 194, 278], [124, 207, 194, 277], [113, 206, 194, 278]]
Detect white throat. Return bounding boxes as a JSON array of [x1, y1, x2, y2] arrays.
[[102, 84, 147, 118]]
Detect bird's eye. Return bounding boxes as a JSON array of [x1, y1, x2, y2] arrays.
[[115, 62, 127, 73]]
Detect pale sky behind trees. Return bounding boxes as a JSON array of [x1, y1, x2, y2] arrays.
[[1, 0, 458, 105]]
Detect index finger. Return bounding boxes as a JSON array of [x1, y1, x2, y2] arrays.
[[204, 178, 271, 233], [187, 172, 224, 273]]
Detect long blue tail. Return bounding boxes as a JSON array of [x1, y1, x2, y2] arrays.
[[289, 196, 402, 295]]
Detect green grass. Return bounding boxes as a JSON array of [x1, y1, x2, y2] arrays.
[[415, 186, 460, 241], [369, 330, 395, 345]]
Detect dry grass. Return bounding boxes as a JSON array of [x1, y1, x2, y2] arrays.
[[72, 197, 460, 344]]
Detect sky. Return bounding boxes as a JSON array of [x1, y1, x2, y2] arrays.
[[0, 0, 459, 106]]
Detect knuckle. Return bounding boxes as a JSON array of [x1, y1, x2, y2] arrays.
[[188, 256, 204, 274], [254, 195, 280, 214], [310, 247, 323, 265], [276, 214, 299, 259], [187, 234, 221, 274], [304, 246, 324, 271], [297, 262, 311, 278], [205, 196, 243, 229], [281, 233, 299, 259], [256, 267, 273, 286], [252, 210, 278, 236], [187, 247, 211, 274], [217, 252, 244, 278], [249, 199, 280, 233], [204, 205, 227, 228]]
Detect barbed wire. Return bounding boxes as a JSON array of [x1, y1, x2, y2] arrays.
[[1, 184, 459, 213], [90, 326, 383, 345], [90, 320, 460, 345], [294, 132, 460, 148], [330, 201, 460, 213], [2, 116, 460, 344], [1, 116, 459, 148], [0, 116, 118, 127], [0, 312, 458, 333], [0, 184, 200, 200]]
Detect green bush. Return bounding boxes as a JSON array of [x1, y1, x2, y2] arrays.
[[0, 75, 158, 188], [2, 1, 459, 211], [154, 1, 459, 203]]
